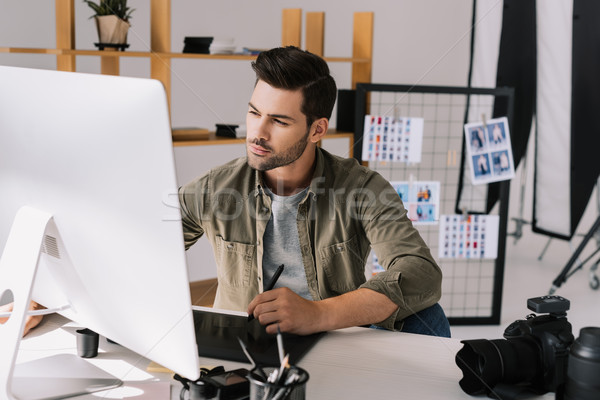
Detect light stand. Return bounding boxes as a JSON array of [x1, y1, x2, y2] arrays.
[[549, 215, 600, 294]]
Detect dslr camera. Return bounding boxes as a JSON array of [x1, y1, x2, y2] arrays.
[[456, 295, 574, 399]]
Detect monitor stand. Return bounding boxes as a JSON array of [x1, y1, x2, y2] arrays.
[[11, 354, 122, 400], [0, 206, 122, 400]]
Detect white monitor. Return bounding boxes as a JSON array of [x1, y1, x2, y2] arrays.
[[0, 66, 200, 397]]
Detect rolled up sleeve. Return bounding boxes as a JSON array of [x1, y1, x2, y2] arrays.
[[361, 255, 441, 330]]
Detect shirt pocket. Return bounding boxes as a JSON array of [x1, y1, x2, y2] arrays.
[[319, 235, 366, 294], [215, 236, 255, 288]]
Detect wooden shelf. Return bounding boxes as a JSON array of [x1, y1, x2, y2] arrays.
[[173, 133, 246, 147], [172, 130, 354, 147], [1, 47, 370, 64], [172, 128, 211, 141], [0, 47, 62, 55], [64, 49, 158, 58], [172, 128, 245, 146]]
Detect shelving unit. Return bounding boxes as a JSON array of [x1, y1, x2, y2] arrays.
[[0, 2, 372, 147]]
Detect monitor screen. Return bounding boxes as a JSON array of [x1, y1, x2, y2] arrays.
[[0, 66, 199, 382]]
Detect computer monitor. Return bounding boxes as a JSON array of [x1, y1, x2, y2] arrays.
[[0, 66, 200, 397]]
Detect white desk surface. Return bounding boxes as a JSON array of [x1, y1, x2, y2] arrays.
[[14, 314, 552, 399]]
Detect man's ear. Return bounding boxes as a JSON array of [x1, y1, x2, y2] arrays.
[[309, 118, 329, 144]]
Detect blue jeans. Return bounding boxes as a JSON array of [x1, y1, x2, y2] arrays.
[[401, 303, 451, 337], [371, 303, 451, 337]]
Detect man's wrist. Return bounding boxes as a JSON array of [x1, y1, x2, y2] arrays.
[[312, 300, 334, 332]]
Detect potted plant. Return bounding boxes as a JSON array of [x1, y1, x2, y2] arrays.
[[84, 0, 134, 50]]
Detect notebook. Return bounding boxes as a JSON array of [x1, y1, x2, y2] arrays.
[[192, 306, 325, 367]]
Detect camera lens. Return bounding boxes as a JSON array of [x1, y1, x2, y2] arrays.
[[564, 327, 600, 400], [456, 337, 541, 396]]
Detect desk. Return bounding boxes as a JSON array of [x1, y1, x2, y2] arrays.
[[14, 314, 552, 399]]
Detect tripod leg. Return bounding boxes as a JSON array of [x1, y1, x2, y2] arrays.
[[538, 237, 552, 261], [550, 215, 600, 293], [590, 258, 600, 290]]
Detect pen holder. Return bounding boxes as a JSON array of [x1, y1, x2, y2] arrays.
[[248, 366, 308, 400]]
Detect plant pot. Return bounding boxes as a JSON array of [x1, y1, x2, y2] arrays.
[[94, 15, 130, 46]]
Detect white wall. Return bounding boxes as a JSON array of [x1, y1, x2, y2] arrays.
[[0, 0, 473, 130]]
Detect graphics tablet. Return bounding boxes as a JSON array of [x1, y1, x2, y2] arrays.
[[192, 306, 325, 366]]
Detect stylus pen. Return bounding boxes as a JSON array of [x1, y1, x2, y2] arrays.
[[248, 264, 285, 322]]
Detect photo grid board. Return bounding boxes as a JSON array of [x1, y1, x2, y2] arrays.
[[353, 84, 514, 325]]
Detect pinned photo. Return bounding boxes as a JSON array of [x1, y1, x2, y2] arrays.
[[394, 183, 410, 202], [468, 126, 487, 153], [491, 150, 511, 175], [472, 154, 491, 178], [488, 121, 506, 147], [390, 180, 440, 225], [409, 203, 436, 224], [464, 116, 515, 185]]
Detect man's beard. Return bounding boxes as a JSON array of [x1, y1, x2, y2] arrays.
[[247, 130, 310, 171]]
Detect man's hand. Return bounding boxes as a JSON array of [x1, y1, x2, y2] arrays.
[[0, 301, 44, 336], [247, 287, 326, 335], [247, 287, 399, 335]]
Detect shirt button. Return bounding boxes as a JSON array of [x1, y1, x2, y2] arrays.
[[261, 207, 269, 213], [227, 244, 234, 250]]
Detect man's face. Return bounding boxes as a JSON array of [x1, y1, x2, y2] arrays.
[[246, 80, 311, 171]]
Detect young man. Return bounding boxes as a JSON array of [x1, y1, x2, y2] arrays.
[[179, 46, 449, 337]]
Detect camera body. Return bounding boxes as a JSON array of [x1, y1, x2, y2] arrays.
[[501, 296, 574, 394], [456, 295, 574, 398]]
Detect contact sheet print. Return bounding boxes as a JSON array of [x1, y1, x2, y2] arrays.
[[361, 115, 424, 163], [438, 214, 499, 259]]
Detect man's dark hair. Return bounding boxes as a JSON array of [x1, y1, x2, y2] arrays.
[[251, 46, 337, 128]]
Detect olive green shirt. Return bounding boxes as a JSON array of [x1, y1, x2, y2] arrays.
[[178, 147, 442, 330]]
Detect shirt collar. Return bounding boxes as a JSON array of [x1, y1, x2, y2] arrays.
[[307, 147, 326, 200]]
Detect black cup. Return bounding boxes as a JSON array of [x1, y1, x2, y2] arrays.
[[248, 366, 308, 400], [564, 326, 600, 400], [76, 328, 99, 358], [179, 379, 218, 400]]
